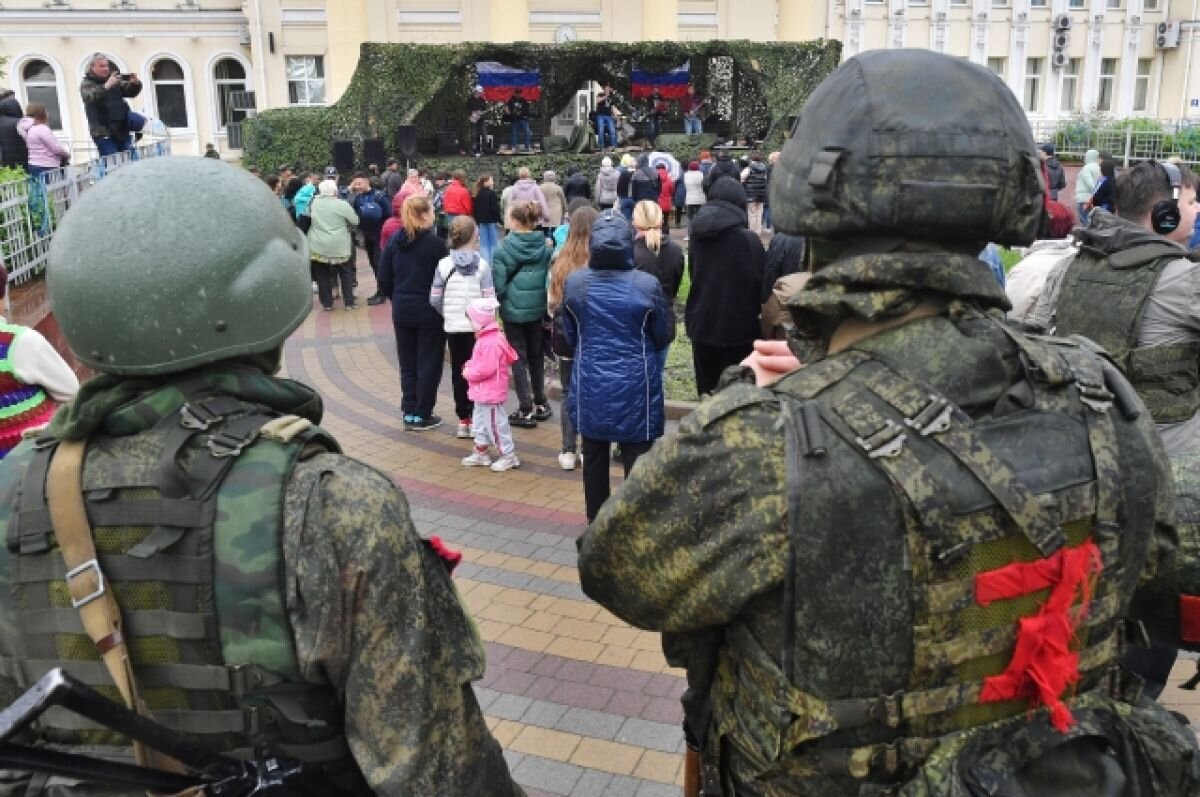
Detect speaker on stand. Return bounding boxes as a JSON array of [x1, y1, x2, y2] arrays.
[[363, 137, 386, 170], [396, 125, 418, 168], [331, 139, 354, 175]]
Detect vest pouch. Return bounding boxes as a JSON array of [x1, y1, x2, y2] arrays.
[[1126, 343, 1200, 424], [896, 693, 1200, 797]]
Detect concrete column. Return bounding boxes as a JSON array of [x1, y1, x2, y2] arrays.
[[643, 0, 679, 41], [491, 0, 531, 42], [325, 0, 368, 100]]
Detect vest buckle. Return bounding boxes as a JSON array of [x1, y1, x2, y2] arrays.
[[855, 420, 906, 459], [180, 401, 221, 431], [207, 429, 258, 458], [65, 558, 106, 608], [867, 691, 903, 729], [1073, 375, 1114, 413], [903, 395, 952, 437]]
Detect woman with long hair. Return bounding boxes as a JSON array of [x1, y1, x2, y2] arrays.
[[472, 174, 502, 265], [631, 201, 684, 374], [377, 195, 450, 430], [547, 205, 598, 470]]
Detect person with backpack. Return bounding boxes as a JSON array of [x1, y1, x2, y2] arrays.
[[594, 156, 620, 210], [431, 217, 495, 440], [741, 151, 769, 234], [349, 173, 387, 299]]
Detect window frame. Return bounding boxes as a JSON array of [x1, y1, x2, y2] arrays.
[[1133, 57, 1153, 113], [1097, 57, 1118, 113], [285, 55, 327, 107], [146, 55, 192, 132], [1024, 57, 1043, 113], [209, 53, 251, 136], [1061, 57, 1082, 114], [19, 57, 65, 132]]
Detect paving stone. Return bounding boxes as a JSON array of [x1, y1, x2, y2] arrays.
[[490, 693, 534, 721], [557, 660, 598, 684], [544, 548, 580, 567], [504, 648, 545, 673], [634, 781, 681, 797], [501, 540, 541, 558], [552, 681, 615, 712], [639, 698, 682, 725], [532, 656, 564, 677], [573, 770, 615, 797], [493, 669, 538, 695], [511, 755, 584, 796], [434, 513, 479, 530], [494, 525, 535, 542], [604, 690, 651, 719], [615, 717, 683, 753], [454, 562, 483, 579], [555, 706, 624, 740], [473, 686, 500, 712], [521, 698, 570, 729], [528, 531, 566, 548], [601, 774, 643, 796], [590, 668, 651, 692], [491, 569, 536, 589], [525, 675, 561, 701]]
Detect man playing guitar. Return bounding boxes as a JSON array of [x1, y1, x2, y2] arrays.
[[467, 86, 489, 156], [680, 85, 708, 135], [647, 89, 668, 148]]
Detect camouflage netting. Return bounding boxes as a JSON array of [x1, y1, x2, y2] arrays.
[[243, 40, 841, 173]]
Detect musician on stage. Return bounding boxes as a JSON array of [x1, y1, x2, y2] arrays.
[[680, 84, 706, 135], [507, 88, 532, 152], [468, 85, 488, 156], [646, 89, 668, 148], [595, 84, 617, 152]]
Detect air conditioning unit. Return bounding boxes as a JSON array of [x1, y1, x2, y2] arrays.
[[1157, 21, 1180, 49], [1051, 51, 1069, 70], [1054, 14, 1072, 30], [1054, 31, 1070, 48]]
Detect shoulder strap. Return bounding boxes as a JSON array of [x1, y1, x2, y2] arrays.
[[47, 440, 184, 774], [1107, 243, 1189, 270]]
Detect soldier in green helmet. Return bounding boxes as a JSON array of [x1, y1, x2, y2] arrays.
[[0, 157, 524, 796], [578, 50, 1200, 795]]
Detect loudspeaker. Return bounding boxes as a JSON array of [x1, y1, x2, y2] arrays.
[[363, 137, 386, 169], [331, 139, 354, 174], [437, 130, 459, 155], [396, 125, 418, 159]]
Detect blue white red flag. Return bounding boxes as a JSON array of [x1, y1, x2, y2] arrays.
[[476, 62, 542, 102], [631, 61, 690, 99]]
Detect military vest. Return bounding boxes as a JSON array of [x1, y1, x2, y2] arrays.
[[0, 387, 370, 793], [701, 312, 1194, 796], [1055, 243, 1200, 424]]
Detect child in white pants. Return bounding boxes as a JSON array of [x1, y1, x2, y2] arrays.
[[461, 297, 521, 472]]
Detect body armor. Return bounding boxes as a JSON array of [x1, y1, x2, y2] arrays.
[[0, 382, 369, 794], [1055, 242, 1200, 424], [701, 311, 1196, 796]]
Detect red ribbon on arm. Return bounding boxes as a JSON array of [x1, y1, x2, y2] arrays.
[[975, 540, 1103, 733], [427, 535, 463, 572]]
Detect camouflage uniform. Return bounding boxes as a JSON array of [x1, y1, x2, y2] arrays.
[[579, 51, 1200, 796], [0, 158, 523, 796]]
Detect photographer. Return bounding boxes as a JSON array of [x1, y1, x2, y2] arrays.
[[80, 53, 145, 156]]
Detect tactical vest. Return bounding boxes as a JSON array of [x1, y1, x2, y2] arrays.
[[703, 313, 1183, 796], [1055, 243, 1200, 424], [0, 389, 369, 793]]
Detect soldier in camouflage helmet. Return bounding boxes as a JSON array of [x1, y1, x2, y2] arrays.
[[578, 50, 1200, 795], [0, 157, 523, 796]]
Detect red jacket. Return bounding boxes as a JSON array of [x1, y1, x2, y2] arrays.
[[656, 169, 674, 215], [442, 181, 474, 216]]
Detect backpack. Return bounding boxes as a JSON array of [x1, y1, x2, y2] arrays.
[[357, 191, 384, 224]]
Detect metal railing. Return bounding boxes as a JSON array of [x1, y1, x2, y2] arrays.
[[1028, 119, 1200, 167], [0, 140, 171, 287]]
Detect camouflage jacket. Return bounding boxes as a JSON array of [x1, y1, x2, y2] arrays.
[[579, 308, 1199, 796], [0, 367, 523, 797]]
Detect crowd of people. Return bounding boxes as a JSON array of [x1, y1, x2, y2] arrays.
[[254, 149, 804, 513]]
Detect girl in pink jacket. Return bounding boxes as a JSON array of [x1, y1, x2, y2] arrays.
[[461, 297, 521, 472]]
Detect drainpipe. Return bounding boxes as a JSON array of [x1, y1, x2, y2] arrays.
[[1182, 0, 1198, 120]]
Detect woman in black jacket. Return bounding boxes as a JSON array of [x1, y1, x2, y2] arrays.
[[631, 201, 684, 373], [684, 178, 766, 397], [563, 165, 592, 204], [472, 175, 503, 265], [377, 195, 450, 431]]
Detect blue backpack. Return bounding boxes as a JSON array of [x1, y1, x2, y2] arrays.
[[357, 191, 384, 224]]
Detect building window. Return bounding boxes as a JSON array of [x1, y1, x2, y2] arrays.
[[950, 0, 969, 5], [1106, 0, 1121, 8], [1024, 58, 1043, 112], [1097, 58, 1117, 112], [21, 59, 63, 130], [1030, 0, 1048, 6], [1144, 0, 1159, 9], [1068, 0, 1086, 7], [1061, 57, 1081, 113], [150, 58, 189, 129], [992, 0, 1009, 6], [987, 57, 1006, 76], [908, 0, 928, 6], [286, 56, 326, 106], [213, 58, 247, 131], [1133, 58, 1152, 112]]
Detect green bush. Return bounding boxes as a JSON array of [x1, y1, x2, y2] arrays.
[[244, 40, 841, 173]]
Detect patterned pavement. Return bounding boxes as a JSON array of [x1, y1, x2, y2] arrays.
[[17, 245, 1198, 796]]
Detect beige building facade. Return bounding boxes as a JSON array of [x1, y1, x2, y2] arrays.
[[3, 0, 1200, 161]]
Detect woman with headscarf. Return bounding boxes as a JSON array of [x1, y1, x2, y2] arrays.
[[307, 179, 360, 311]]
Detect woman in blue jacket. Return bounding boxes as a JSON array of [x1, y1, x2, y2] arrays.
[[563, 210, 670, 522]]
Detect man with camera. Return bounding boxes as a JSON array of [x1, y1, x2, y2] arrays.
[[79, 53, 146, 157]]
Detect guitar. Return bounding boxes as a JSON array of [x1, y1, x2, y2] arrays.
[[683, 98, 710, 119], [469, 103, 495, 124]]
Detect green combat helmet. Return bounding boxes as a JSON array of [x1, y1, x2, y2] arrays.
[[770, 48, 1044, 248], [48, 157, 311, 375]]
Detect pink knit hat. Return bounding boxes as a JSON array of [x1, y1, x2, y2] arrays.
[[466, 297, 500, 330]]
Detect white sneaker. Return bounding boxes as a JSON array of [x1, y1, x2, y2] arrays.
[[490, 453, 520, 472], [312, 282, 319, 294], [462, 450, 493, 467], [558, 451, 577, 471], [456, 421, 473, 439]]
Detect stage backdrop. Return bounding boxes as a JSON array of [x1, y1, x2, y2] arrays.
[[243, 40, 840, 174]]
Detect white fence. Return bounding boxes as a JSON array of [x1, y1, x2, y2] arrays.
[[1028, 119, 1200, 167], [0, 140, 171, 287]]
